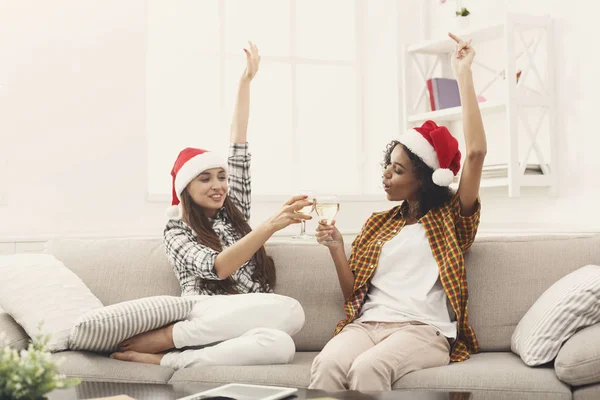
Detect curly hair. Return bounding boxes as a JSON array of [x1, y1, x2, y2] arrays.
[[382, 140, 454, 219]]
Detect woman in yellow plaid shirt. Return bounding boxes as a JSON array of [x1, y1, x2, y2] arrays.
[[309, 33, 487, 391]]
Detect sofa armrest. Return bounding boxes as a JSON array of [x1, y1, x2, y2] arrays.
[[0, 307, 30, 351], [555, 323, 600, 386]]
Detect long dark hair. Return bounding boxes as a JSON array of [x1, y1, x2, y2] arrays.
[[382, 141, 453, 219], [180, 190, 276, 294]]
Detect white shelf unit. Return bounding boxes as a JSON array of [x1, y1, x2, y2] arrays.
[[401, 13, 558, 197]]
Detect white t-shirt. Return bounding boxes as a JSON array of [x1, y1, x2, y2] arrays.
[[356, 222, 457, 339]]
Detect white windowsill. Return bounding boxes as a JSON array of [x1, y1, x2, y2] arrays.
[[145, 194, 389, 203]]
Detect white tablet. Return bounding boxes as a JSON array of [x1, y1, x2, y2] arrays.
[[177, 383, 298, 400]]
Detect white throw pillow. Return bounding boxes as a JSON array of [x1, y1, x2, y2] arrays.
[[511, 264, 600, 366], [0, 254, 103, 351], [69, 295, 195, 353]]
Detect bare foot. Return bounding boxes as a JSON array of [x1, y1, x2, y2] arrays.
[[118, 324, 175, 354], [110, 350, 164, 365]]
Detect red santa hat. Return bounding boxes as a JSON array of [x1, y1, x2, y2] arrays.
[[397, 120, 461, 187], [166, 147, 228, 218]]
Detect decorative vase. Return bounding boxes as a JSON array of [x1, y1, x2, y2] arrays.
[[456, 15, 471, 32]]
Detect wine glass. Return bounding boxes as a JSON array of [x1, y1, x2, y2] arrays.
[[292, 190, 315, 240], [314, 195, 340, 244]]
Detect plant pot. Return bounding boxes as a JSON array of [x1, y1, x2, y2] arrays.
[[456, 15, 471, 32]]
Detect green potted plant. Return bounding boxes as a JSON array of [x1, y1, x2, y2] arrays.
[[440, 0, 471, 31], [454, 1, 471, 31], [0, 327, 80, 400], [456, 7, 470, 17]]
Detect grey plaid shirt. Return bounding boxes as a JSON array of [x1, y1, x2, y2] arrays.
[[164, 143, 270, 296]]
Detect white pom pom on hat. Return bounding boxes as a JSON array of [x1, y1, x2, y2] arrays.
[[432, 168, 455, 186], [165, 204, 182, 219]]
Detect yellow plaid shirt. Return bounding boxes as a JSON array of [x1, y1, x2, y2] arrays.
[[335, 194, 481, 362]]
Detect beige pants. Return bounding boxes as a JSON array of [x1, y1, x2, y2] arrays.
[[309, 321, 451, 391]]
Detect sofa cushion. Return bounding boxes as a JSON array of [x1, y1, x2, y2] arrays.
[[43, 234, 600, 355], [511, 264, 600, 366], [394, 352, 571, 400], [0, 254, 103, 351], [168, 351, 570, 399], [465, 235, 600, 352], [168, 351, 315, 388], [53, 351, 175, 384], [70, 296, 195, 353], [573, 384, 600, 400], [45, 238, 345, 352], [555, 323, 600, 386], [0, 307, 29, 351], [265, 242, 346, 351], [45, 239, 181, 305]]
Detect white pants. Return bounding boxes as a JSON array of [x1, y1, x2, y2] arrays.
[[160, 293, 305, 370]]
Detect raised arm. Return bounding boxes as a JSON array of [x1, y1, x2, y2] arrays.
[[230, 41, 260, 144], [227, 42, 261, 219], [449, 32, 487, 216]]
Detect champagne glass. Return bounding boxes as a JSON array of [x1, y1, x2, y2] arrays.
[[292, 190, 315, 240], [314, 195, 340, 244]]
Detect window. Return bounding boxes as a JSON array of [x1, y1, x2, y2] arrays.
[[147, 0, 400, 200]]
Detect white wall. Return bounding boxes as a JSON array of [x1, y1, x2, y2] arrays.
[[0, 0, 161, 239], [0, 0, 598, 242]]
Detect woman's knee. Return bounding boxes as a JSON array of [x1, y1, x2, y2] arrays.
[[347, 353, 388, 383], [285, 298, 305, 336], [246, 328, 296, 364], [266, 294, 305, 335], [311, 349, 347, 376]]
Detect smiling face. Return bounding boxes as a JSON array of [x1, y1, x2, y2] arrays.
[[185, 167, 228, 217], [382, 143, 421, 203]]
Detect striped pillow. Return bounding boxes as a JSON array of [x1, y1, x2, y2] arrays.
[[511, 265, 600, 366], [69, 296, 195, 353]]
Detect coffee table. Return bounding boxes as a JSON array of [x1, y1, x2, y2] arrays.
[[46, 381, 472, 400]]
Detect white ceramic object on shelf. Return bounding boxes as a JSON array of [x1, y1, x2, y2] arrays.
[[456, 15, 471, 32]]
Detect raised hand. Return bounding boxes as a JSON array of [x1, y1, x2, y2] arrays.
[[449, 32, 475, 76], [242, 41, 261, 82], [265, 195, 313, 232]]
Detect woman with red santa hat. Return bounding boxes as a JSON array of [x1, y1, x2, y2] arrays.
[[110, 42, 310, 369], [310, 32, 488, 391]]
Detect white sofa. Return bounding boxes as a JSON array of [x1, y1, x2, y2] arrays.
[[2, 234, 600, 400]]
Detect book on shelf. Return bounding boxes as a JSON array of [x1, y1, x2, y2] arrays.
[[427, 78, 461, 111], [482, 163, 544, 177], [452, 163, 545, 183]]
